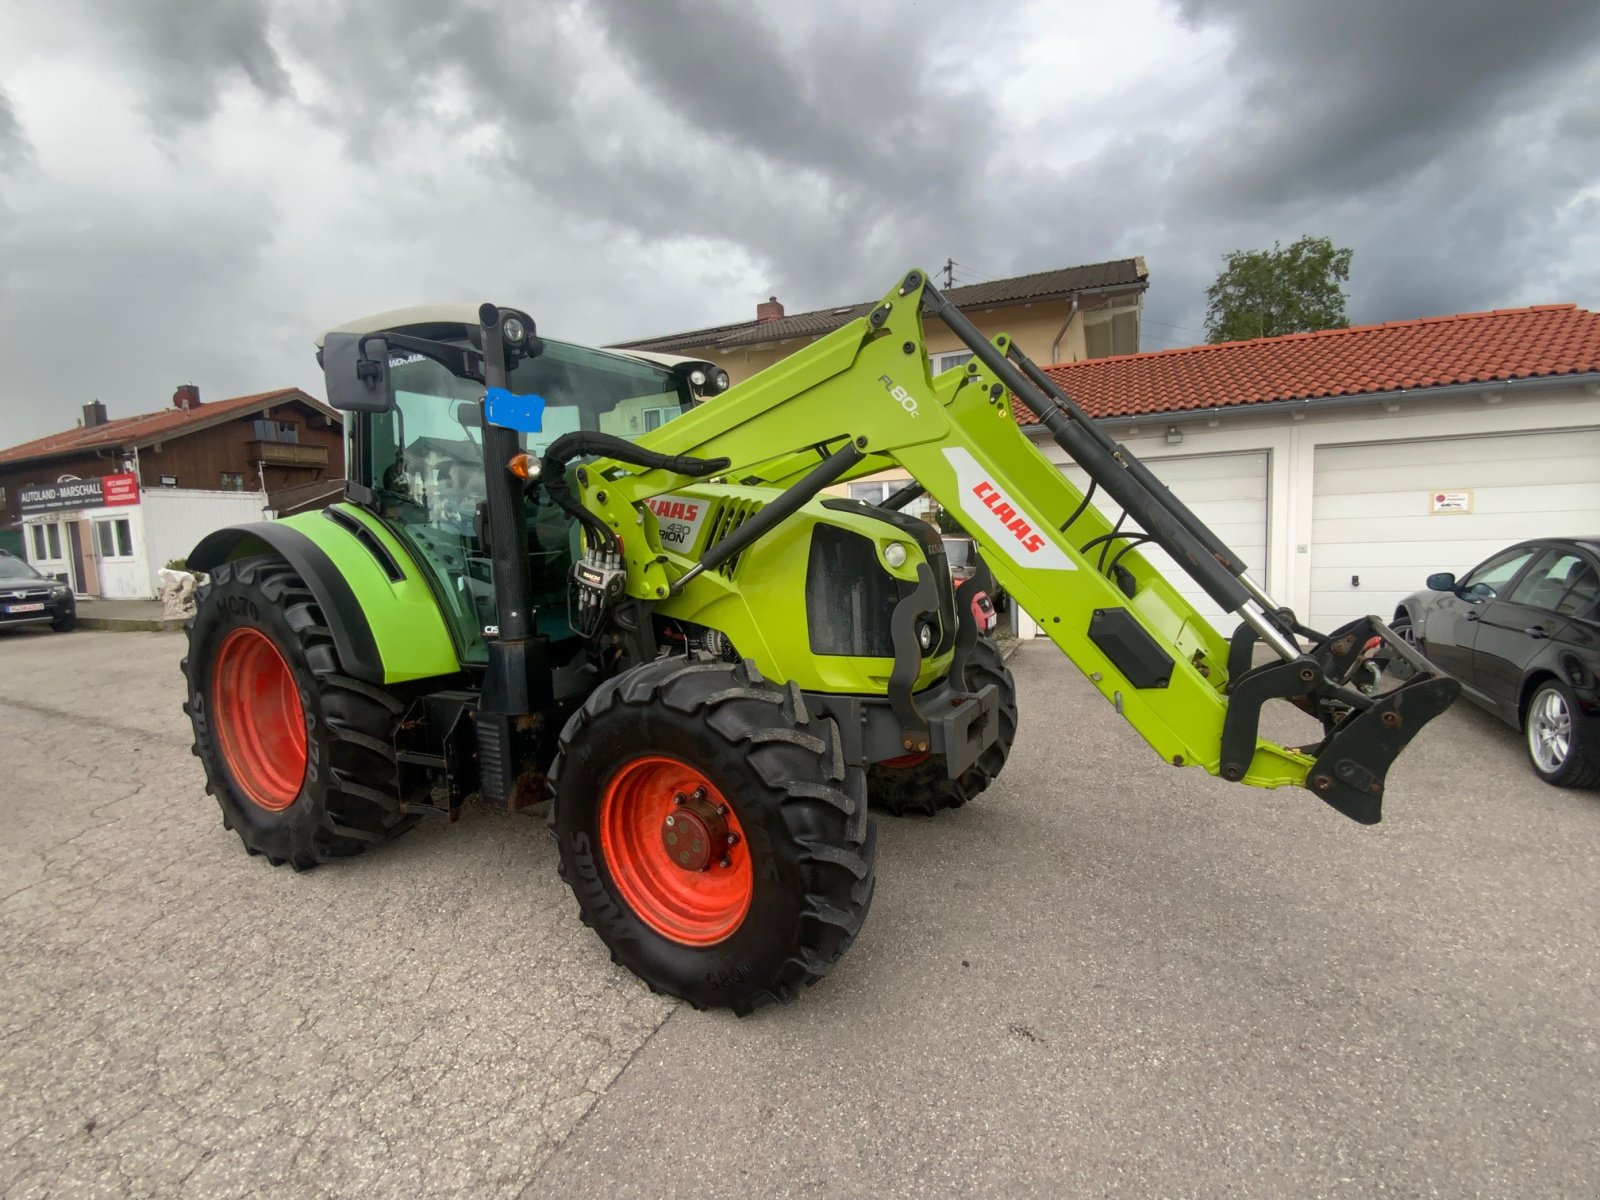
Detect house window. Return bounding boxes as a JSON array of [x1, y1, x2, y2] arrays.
[[96, 518, 133, 559], [220, 472, 244, 490], [933, 351, 975, 374], [849, 481, 894, 505], [31, 525, 46, 558], [641, 406, 678, 433], [46, 523, 61, 558], [252, 419, 300, 444]]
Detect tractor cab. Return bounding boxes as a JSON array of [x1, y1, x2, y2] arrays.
[[316, 309, 724, 665]]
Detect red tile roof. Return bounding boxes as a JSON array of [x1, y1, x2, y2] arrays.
[[0, 388, 335, 466], [1012, 304, 1600, 425], [615, 259, 1149, 353]]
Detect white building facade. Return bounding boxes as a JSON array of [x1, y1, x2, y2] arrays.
[[1019, 376, 1600, 638]]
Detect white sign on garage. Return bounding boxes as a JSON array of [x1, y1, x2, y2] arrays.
[[1310, 428, 1600, 631]]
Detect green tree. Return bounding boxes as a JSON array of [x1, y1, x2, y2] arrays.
[[1203, 235, 1352, 343]]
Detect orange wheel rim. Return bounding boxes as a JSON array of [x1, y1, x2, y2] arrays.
[[878, 752, 931, 768], [598, 756, 752, 946], [212, 627, 307, 811]]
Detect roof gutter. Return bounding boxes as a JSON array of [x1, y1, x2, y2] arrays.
[[1022, 370, 1600, 437]]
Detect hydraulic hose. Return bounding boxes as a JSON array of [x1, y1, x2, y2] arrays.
[[538, 432, 730, 555]]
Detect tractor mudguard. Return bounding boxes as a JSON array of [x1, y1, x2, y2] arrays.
[[188, 509, 459, 685]]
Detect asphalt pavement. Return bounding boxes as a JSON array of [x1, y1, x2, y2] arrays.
[[2, 628, 1596, 1198]]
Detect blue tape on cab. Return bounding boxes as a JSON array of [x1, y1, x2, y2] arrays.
[[484, 387, 547, 433]]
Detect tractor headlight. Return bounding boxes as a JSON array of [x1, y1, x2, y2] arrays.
[[689, 368, 708, 388], [501, 315, 527, 346], [883, 542, 908, 568], [917, 621, 934, 651], [711, 369, 731, 392]]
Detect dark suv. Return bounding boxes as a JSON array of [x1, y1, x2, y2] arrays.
[[0, 551, 77, 632]]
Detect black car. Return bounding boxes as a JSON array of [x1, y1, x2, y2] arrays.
[[1394, 538, 1600, 788], [0, 551, 77, 633]]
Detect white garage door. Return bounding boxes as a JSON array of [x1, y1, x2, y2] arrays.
[[1310, 429, 1600, 631], [1052, 450, 1270, 631]]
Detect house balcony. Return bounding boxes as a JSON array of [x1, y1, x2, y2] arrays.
[[247, 441, 328, 469]]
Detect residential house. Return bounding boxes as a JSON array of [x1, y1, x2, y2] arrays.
[[0, 386, 341, 599], [611, 258, 1149, 385]]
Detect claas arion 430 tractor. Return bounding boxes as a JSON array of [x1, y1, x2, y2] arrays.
[[181, 268, 1458, 1013]]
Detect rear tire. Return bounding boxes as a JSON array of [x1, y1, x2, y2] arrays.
[[869, 636, 1018, 816], [182, 555, 420, 869], [1525, 680, 1600, 789], [549, 657, 876, 1014]]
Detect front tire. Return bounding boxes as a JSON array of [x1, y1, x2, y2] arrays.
[[1525, 680, 1600, 789], [869, 636, 1019, 816], [549, 657, 876, 1014], [182, 555, 421, 869]]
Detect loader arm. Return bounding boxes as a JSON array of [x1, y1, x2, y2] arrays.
[[567, 269, 1458, 822]]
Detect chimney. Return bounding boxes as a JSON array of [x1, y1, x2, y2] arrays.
[[173, 384, 201, 411], [756, 295, 785, 323], [82, 400, 109, 428]]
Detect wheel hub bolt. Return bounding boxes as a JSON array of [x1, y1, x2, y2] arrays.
[[660, 787, 732, 872]]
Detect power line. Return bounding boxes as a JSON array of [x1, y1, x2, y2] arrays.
[[1143, 318, 1204, 335]]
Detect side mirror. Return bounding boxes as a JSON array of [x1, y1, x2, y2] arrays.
[[1425, 571, 1457, 592], [322, 332, 395, 413]]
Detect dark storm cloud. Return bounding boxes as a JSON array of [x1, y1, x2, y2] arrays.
[[1174, 0, 1600, 208], [267, 0, 999, 313], [1, 0, 1597, 447], [75, 0, 292, 129]]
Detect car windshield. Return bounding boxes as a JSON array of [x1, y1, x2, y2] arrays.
[[0, 556, 43, 581]]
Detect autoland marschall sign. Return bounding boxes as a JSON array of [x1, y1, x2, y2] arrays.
[[19, 473, 140, 515]]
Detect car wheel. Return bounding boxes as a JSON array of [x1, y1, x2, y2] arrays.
[[1392, 611, 1417, 647], [1524, 680, 1600, 789]]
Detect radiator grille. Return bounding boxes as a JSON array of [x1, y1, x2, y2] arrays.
[[703, 498, 763, 577]]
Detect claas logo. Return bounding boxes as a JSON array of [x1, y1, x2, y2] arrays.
[[972, 481, 1045, 553], [647, 498, 701, 522]]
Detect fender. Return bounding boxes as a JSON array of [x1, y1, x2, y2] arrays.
[[189, 511, 458, 685]]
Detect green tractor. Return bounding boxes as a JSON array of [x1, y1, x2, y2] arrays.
[[182, 270, 1457, 1013]]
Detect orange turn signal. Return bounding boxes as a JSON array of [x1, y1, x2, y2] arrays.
[[508, 453, 539, 480]]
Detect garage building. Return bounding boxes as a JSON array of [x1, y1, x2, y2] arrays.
[[1014, 303, 1600, 637]]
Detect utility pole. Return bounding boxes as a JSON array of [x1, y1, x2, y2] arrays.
[[943, 258, 955, 289]]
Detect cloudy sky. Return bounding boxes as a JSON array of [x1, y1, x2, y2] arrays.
[[2, 0, 1598, 447]]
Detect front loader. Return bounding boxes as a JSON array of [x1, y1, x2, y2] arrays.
[[182, 272, 1458, 1013]]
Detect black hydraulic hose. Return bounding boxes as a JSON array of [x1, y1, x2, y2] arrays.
[[917, 278, 1250, 612], [539, 432, 730, 555], [672, 442, 863, 593], [1107, 535, 1156, 575], [881, 480, 926, 511], [1097, 512, 1129, 571], [1004, 345, 1248, 576], [1058, 479, 1097, 532]]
